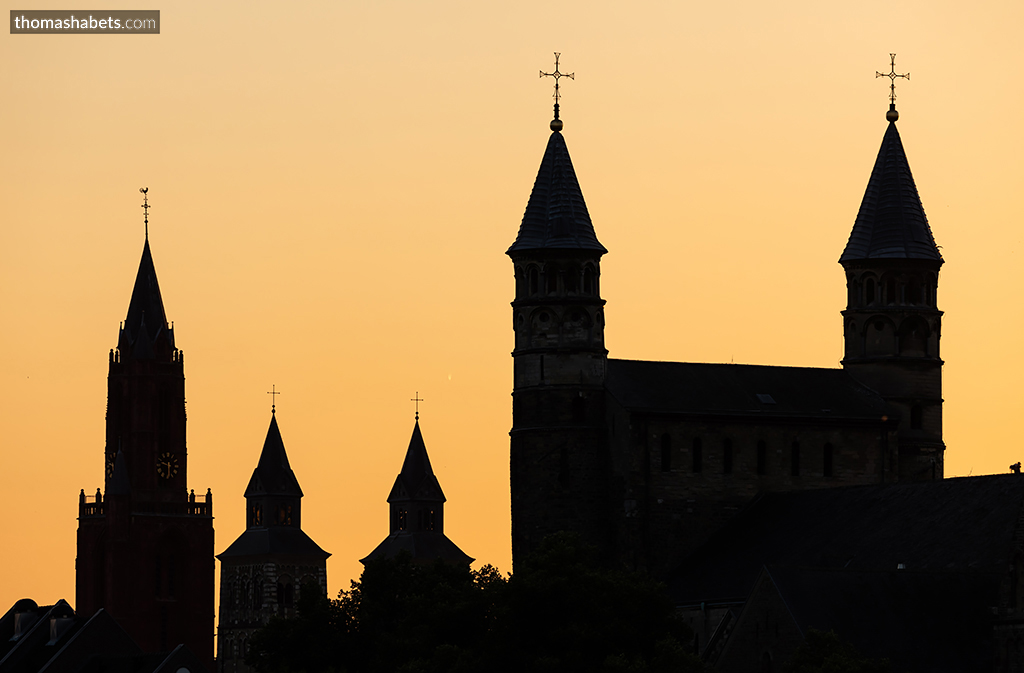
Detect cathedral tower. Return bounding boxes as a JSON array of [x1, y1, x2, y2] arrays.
[[507, 104, 611, 564], [362, 417, 472, 565], [76, 226, 214, 669], [217, 410, 329, 673], [840, 102, 944, 481]]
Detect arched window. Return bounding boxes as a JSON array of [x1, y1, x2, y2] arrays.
[[515, 267, 524, 297], [723, 438, 733, 474], [791, 441, 800, 476], [823, 443, 834, 477], [397, 509, 407, 531], [865, 278, 876, 305], [756, 440, 767, 475], [565, 266, 579, 294], [886, 278, 897, 305], [911, 405, 923, 430], [583, 268, 595, 295], [253, 578, 263, 610], [545, 265, 558, 294], [692, 438, 703, 473], [907, 279, 921, 305], [660, 434, 672, 472], [529, 268, 539, 296], [283, 583, 294, 608]]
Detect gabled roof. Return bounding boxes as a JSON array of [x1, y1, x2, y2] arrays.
[[387, 421, 445, 504], [217, 526, 330, 561], [670, 474, 1024, 604], [244, 414, 303, 498], [506, 131, 607, 255], [605, 360, 889, 421], [119, 240, 174, 358], [840, 120, 942, 262]]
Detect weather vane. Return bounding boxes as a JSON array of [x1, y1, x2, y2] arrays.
[[140, 187, 150, 239], [540, 52, 574, 129], [268, 384, 281, 414], [876, 53, 909, 119], [411, 391, 424, 421]]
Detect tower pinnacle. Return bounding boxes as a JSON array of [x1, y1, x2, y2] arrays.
[[540, 52, 573, 131]]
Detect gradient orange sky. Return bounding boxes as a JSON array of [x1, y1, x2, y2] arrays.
[[3, 0, 1023, 613]]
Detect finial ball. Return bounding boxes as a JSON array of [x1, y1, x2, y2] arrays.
[[886, 106, 899, 122], [550, 118, 563, 132]]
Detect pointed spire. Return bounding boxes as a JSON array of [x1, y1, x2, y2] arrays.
[[507, 131, 607, 254], [244, 413, 303, 498], [840, 120, 942, 263], [388, 420, 445, 503], [120, 239, 174, 356]]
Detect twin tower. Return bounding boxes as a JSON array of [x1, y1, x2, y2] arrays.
[[507, 102, 944, 573]]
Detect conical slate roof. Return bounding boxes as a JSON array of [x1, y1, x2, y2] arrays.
[[387, 421, 445, 503], [121, 240, 173, 351], [507, 130, 607, 255], [244, 413, 303, 498], [841, 120, 942, 262]]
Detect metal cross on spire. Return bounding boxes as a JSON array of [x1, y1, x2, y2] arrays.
[[876, 53, 910, 106], [540, 52, 574, 127], [411, 391, 424, 421], [140, 187, 150, 239], [268, 384, 281, 414]]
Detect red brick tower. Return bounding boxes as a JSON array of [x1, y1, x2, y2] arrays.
[[76, 228, 214, 670]]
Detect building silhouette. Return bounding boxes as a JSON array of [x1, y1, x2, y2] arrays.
[[361, 419, 472, 566], [507, 101, 943, 577], [216, 412, 329, 673], [75, 238, 214, 669]]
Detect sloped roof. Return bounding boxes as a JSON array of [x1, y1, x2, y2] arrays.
[[669, 474, 1024, 604], [762, 566, 996, 672], [506, 131, 607, 255], [605, 360, 889, 421], [244, 413, 303, 498], [217, 526, 330, 560], [840, 121, 942, 262], [360, 531, 473, 566], [387, 421, 445, 504], [119, 240, 174, 359]]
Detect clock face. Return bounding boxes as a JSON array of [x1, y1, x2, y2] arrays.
[[156, 452, 179, 480], [105, 453, 116, 478]]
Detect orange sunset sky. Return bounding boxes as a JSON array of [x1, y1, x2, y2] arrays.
[[2, 0, 1023, 613]]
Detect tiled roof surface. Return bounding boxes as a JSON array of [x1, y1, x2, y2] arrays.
[[360, 531, 473, 565], [841, 122, 942, 262], [506, 131, 607, 254], [763, 566, 996, 671], [217, 526, 330, 560], [605, 360, 889, 420], [670, 474, 1024, 604]]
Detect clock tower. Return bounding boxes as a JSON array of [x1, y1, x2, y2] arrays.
[[76, 226, 214, 669]]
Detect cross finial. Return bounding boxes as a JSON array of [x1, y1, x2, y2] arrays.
[[267, 384, 281, 414], [876, 53, 909, 121], [410, 391, 424, 421], [139, 187, 150, 239], [540, 52, 574, 131]]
